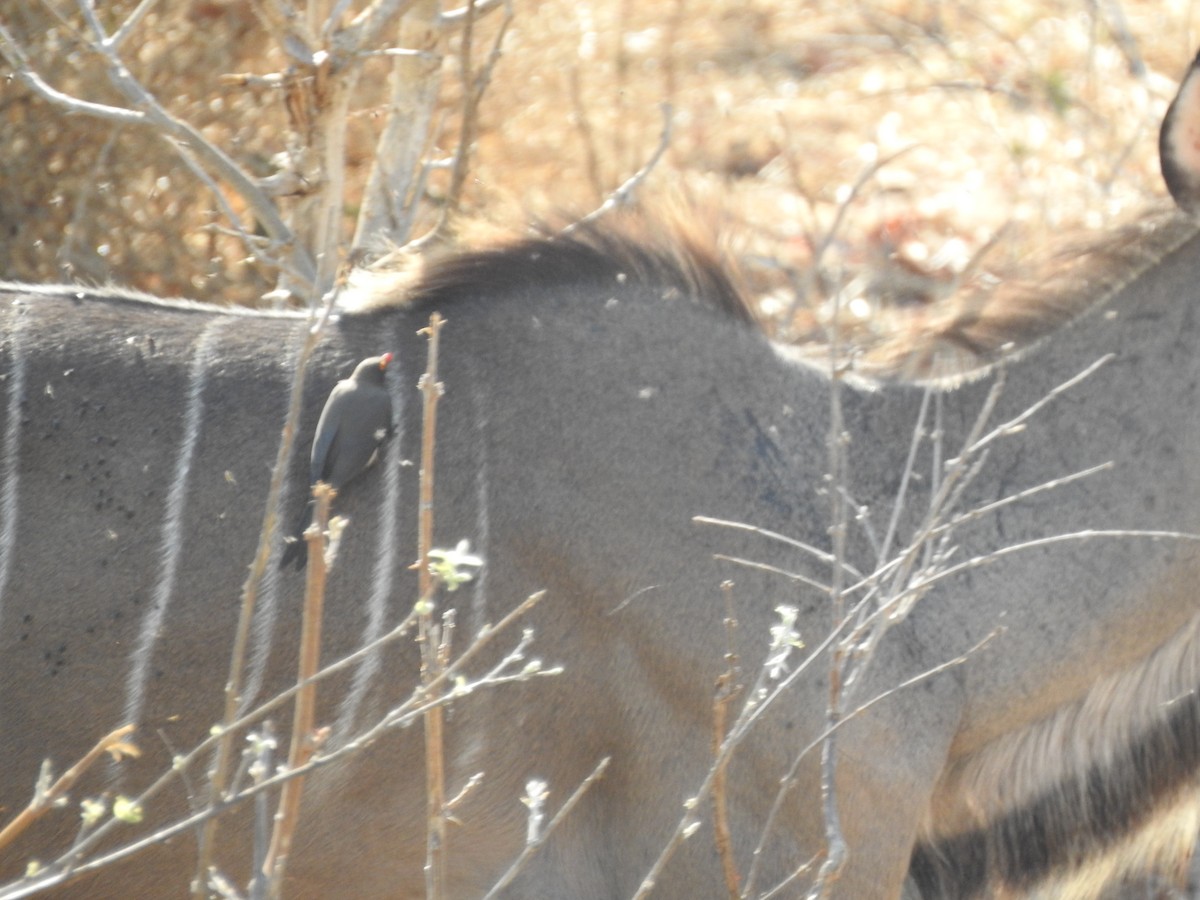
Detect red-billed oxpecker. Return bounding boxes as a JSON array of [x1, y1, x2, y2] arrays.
[[281, 353, 394, 569]]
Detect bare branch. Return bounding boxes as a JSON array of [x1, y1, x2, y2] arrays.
[[424, 0, 514, 244], [694, 515, 865, 580], [562, 103, 674, 236], [0, 16, 313, 286], [9, 583, 551, 899], [0, 725, 138, 854], [58, 129, 122, 281], [743, 631, 999, 897], [168, 138, 293, 276], [0, 24, 144, 126], [416, 312, 449, 899], [878, 387, 932, 565], [970, 354, 1114, 455], [780, 144, 919, 335], [336, 0, 419, 56], [481, 758, 611, 899], [350, 0, 444, 257], [259, 483, 336, 894], [439, 0, 506, 28], [711, 554, 833, 596], [322, 0, 356, 37], [197, 283, 340, 888], [712, 583, 743, 899], [247, 0, 309, 58], [107, 0, 163, 49]]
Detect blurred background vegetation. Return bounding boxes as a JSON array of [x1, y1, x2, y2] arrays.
[[0, 0, 1195, 334]]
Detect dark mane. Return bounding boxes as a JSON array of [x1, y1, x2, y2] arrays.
[[401, 216, 756, 326], [855, 208, 1200, 382], [351, 208, 1200, 388]]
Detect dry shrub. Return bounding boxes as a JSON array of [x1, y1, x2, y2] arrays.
[[1, 0, 1196, 318], [1, 1, 275, 300]]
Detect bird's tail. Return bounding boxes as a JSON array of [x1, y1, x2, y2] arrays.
[[279, 500, 313, 570]]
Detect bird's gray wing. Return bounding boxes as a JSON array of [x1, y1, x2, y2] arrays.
[[324, 384, 392, 487], [310, 384, 350, 485]]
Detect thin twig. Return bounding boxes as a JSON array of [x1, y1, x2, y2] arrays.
[[417, 312, 448, 900], [0, 24, 143, 125], [4, 590, 554, 899], [889, 528, 1200, 612], [810, 277, 852, 898], [428, 0, 513, 242], [632, 600, 852, 898], [338, 0, 421, 56], [481, 757, 611, 899], [933, 462, 1114, 538], [261, 483, 335, 894], [782, 145, 918, 331], [693, 515, 864, 580], [562, 103, 674, 236], [247, 722, 276, 900], [439, 0, 505, 27], [79, 1, 311, 283], [197, 287, 338, 894], [970, 355, 1114, 456], [711, 553, 833, 595], [441, 0, 478, 220], [653, 351, 1121, 897], [107, 0, 162, 49], [878, 387, 931, 565], [0, 725, 138, 853], [743, 632, 998, 897], [58, 128, 122, 281], [166, 136, 291, 275], [712, 581, 743, 899], [870, 371, 1009, 632]]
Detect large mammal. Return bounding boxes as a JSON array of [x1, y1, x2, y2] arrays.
[[4, 54, 1200, 900]]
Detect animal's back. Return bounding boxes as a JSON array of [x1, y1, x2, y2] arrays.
[[5, 205, 1200, 899]]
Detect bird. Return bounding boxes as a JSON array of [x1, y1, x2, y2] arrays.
[[281, 353, 394, 569], [1161, 48, 1200, 215]]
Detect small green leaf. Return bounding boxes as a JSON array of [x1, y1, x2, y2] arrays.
[[428, 540, 484, 592], [80, 796, 107, 827], [112, 796, 143, 824]]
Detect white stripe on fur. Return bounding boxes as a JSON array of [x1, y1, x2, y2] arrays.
[[122, 318, 230, 728], [0, 302, 27, 624]]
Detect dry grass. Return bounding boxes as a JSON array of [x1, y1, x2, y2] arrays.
[[1, 0, 1197, 326]]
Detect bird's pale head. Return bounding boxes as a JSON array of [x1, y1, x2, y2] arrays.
[[352, 353, 393, 383]]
